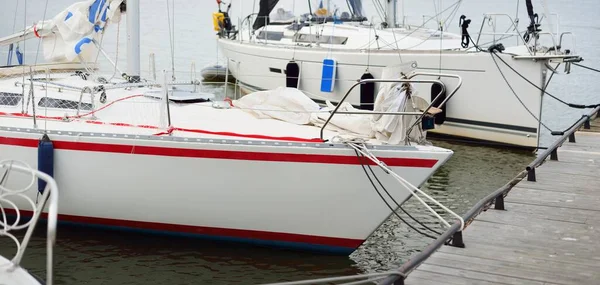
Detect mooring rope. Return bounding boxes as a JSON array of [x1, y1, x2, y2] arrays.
[[345, 140, 464, 237], [353, 148, 440, 240]]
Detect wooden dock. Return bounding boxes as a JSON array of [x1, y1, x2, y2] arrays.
[[406, 120, 600, 284]]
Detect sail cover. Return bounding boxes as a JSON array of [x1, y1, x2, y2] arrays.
[[252, 0, 280, 30], [348, 0, 364, 17], [36, 0, 124, 62]]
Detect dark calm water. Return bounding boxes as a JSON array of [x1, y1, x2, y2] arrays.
[[1, 0, 599, 284]]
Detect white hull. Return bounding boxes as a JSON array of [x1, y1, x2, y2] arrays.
[[0, 128, 450, 253], [0, 68, 452, 254], [219, 39, 546, 149]]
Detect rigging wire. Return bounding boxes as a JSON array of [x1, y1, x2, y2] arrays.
[[491, 52, 600, 109], [389, 22, 403, 63], [489, 52, 553, 132], [11, 1, 19, 33], [443, 0, 462, 32], [371, 0, 386, 24], [34, 0, 49, 66], [374, 0, 462, 50], [36, 0, 53, 132], [573, 63, 600, 74], [366, 18, 373, 70], [166, 0, 176, 80], [345, 0, 353, 16], [108, 21, 122, 81], [437, 0, 444, 76], [21, 0, 27, 114], [462, 27, 600, 123], [433, 0, 441, 26]]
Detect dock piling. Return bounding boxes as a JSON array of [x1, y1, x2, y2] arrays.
[[569, 132, 576, 143], [449, 231, 465, 248], [527, 167, 536, 182], [494, 195, 505, 210], [550, 148, 558, 160]]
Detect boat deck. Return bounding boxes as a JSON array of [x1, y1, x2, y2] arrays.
[[405, 116, 600, 284]]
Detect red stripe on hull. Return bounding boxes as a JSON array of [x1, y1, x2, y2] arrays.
[[0, 136, 438, 167], [10, 209, 364, 248]]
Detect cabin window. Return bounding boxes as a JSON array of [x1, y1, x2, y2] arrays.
[[0, 92, 23, 106], [257, 31, 285, 41], [38, 97, 93, 110], [294, 34, 348, 45]]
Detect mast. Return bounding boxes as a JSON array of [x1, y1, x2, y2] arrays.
[[386, 0, 397, 28], [126, 0, 141, 82]]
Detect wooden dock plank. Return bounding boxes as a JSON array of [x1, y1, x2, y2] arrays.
[[408, 270, 507, 285], [527, 163, 600, 177], [499, 202, 600, 224], [505, 188, 600, 211], [414, 263, 548, 285], [406, 125, 600, 285], [515, 175, 600, 196], [461, 222, 599, 255], [474, 210, 600, 235], [423, 254, 594, 284], [437, 241, 600, 269]]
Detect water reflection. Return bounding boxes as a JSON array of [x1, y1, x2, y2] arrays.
[[351, 140, 534, 272], [15, 228, 360, 285]]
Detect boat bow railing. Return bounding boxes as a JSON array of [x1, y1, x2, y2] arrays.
[[472, 12, 578, 57], [404, 72, 462, 142], [474, 13, 531, 52], [0, 159, 59, 285], [319, 73, 463, 143]]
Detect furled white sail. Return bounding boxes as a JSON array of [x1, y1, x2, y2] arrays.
[[38, 0, 123, 62], [370, 64, 428, 145], [0, 0, 124, 62]]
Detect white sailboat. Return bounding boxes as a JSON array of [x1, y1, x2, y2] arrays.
[[0, 0, 457, 254], [216, 0, 582, 149]]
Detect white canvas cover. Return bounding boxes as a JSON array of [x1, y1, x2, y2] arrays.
[[233, 87, 321, 125], [234, 73, 429, 145]]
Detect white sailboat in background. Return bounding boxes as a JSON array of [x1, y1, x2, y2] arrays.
[[216, 0, 582, 149], [0, 0, 459, 254]]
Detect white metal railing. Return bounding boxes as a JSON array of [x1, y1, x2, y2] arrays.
[[0, 159, 58, 285], [472, 12, 574, 56], [559, 32, 577, 55], [474, 13, 528, 51], [319, 72, 463, 143]]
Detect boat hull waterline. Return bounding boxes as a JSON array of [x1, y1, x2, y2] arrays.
[[0, 129, 452, 254]]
